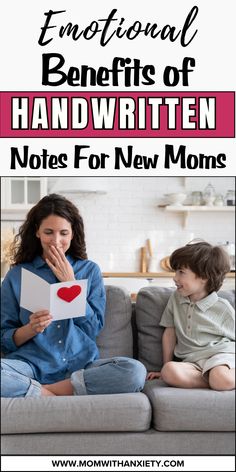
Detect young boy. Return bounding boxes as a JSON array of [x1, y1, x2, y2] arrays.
[[147, 241, 235, 391]]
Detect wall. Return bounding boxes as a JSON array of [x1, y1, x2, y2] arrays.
[[50, 176, 235, 271], [1, 176, 234, 273]]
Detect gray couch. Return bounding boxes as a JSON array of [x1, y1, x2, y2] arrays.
[[1, 286, 235, 455]]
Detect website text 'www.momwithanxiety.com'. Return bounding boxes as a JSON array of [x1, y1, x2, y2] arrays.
[[51, 458, 184, 469], [1, 455, 235, 472]]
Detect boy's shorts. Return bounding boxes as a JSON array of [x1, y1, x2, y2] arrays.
[[190, 353, 235, 377]]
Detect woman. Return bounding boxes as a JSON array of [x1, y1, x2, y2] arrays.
[[1, 194, 146, 397]]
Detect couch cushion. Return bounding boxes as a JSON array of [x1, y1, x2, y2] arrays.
[[218, 289, 235, 308], [1, 392, 151, 434], [136, 287, 235, 372], [136, 287, 174, 371], [97, 285, 133, 358], [144, 379, 235, 431]]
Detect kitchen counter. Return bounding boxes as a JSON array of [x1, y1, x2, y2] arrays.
[[102, 272, 235, 298], [102, 272, 235, 278]]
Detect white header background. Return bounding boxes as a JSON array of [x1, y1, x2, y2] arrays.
[[0, 0, 235, 176]]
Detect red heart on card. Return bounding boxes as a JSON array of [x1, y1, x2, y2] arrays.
[[57, 285, 82, 303]]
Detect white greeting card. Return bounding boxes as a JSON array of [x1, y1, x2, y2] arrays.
[[20, 268, 87, 321]]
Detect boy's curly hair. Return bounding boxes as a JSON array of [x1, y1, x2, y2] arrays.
[[170, 241, 231, 293]]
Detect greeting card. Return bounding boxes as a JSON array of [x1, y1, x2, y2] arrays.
[[20, 268, 87, 320]]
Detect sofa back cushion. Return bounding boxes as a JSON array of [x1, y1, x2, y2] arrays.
[[135, 286, 235, 372], [136, 287, 174, 371], [97, 285, 133, 358], [218, 289, 235, 308]]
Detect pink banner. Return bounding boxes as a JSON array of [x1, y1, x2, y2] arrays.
[[0, 91, 234, 137]]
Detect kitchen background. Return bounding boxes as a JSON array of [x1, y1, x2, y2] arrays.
[[1, 176, 235, 292]]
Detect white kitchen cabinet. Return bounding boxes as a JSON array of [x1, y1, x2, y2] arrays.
[[1, 178, 48, 220], [2, 178, 47, 209]]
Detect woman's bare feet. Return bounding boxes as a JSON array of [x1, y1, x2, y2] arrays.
[[43, 379, 74, 396], [41, 386, 56, 396]]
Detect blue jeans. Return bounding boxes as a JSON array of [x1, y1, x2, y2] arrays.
[[1, 357, 146, 397], [71, 357, 147, 395], [1, 359, 41, 397]]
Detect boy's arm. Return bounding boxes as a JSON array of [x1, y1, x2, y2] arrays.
[[162, 326, 176, 364]]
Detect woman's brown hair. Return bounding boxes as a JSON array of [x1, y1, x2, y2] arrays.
[[170, 241, 230, 293], [12, 194, 87, 264]]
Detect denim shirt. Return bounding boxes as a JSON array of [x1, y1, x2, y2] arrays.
[[1, 255, 106, 384]]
